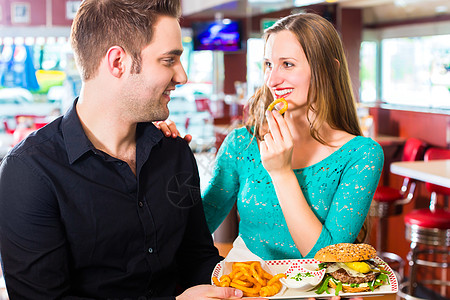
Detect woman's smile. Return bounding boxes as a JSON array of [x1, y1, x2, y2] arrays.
[[274, 88, 293, 99]]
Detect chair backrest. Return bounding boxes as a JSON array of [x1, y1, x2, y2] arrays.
[[424, 147, 450, 196], [402, 138, 426, 162], [195, 98, 212, 114], [397, 138, 426, 190], [3, 120, 14, 135]]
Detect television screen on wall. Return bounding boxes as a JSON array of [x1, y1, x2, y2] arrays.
[[192, 19, 243, 51]]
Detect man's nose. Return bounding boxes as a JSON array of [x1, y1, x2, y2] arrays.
[[173, 64, 188, 85]]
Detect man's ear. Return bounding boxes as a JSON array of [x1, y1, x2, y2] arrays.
[[106, 46, 127, 78]]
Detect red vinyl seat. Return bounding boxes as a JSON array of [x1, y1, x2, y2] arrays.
[[424, 147, 450, 210], [404, 209, 450, 229], [373, 186, 403, 202], [401, 147, 450, 299], [372, 137, 426, 207]]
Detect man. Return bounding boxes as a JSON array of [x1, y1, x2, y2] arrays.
[[0, 0, 244, 299]]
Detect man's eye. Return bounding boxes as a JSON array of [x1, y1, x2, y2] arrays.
[[264, 61, 272, 68], [164, 58, 175, 65]]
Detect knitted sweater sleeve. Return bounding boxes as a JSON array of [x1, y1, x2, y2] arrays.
[[306, 140, 384, 257], [202, 129, 240, 233]]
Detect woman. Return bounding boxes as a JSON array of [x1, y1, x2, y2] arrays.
[[161, 13, 383, 260]]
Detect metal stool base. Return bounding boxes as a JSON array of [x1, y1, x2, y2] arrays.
[[398, 280, 450, 300], [406, 224, 450, 246], [378, 251, 405, 282], [404, 223, 450, 299]]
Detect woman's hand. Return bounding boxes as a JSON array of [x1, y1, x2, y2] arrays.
[[154, 119, 192, 143], [176, 284, 267, 300], [259, 110, 293, 176]]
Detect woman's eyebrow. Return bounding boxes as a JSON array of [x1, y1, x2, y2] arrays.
[[278, 56, 297, 61], [264, 56, 297, 61]]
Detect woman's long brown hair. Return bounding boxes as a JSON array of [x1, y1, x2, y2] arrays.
[[245, 13, 362, 143], [245, 13, 368, 243]]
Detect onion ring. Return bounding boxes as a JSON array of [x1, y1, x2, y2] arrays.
[[267, 97, 288, 114]]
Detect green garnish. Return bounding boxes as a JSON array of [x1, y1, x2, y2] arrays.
[[370, 268, 390, 274], [288, 272, 314, 281], [376, 273, 390, 285], [318, 262, 327, 270], [368, 280, 375, 291], [315, 275, 332, 294], [334, 280, 343, 296]]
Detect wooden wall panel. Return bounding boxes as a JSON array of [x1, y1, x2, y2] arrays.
[[0, 0, 73, 27], [339, 8, 362, 102], [224, 52, 246, 94], [1, 0, 46, 26], [371, 107, 449, 148], [52, 0, 75, 26], [369, 106, 449, 279]]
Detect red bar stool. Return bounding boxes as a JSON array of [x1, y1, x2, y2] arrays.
[[400, 147, 450, 300], [370, 138, 426, 280]]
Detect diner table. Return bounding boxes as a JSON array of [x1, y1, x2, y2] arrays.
[[375, 135, 406, 147], [390, 159, 450, 188]]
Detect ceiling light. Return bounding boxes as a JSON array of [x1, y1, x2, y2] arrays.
[[394, 0, 422, 7], [294, 0, 324, 7], [248, 0, 285, 3], [435, 5, 448, 13]]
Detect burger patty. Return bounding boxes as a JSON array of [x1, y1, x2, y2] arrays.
[[330, 268, 377, 284]]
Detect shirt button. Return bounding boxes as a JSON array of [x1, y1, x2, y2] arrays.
[[148, 247, 154, 254], [138, 201, 144, 207], [117, 161, 123, 166]]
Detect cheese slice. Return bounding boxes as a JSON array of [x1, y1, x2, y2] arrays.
[[326, 262, 369, 278]]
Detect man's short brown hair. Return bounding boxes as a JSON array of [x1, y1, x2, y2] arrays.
[[70, 0, 181, 81]]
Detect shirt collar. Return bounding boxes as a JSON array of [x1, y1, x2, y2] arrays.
[[62, 98, 164, 165]]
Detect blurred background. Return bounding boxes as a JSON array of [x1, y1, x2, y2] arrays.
[[0, 0, 449, 155], [0, 1, 449, 299]]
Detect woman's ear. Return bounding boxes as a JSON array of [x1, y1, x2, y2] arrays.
[[106, 46, 127, 78], [334, 58, 340, 69]]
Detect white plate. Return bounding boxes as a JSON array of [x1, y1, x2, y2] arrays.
[[211, 257, 399, 299]]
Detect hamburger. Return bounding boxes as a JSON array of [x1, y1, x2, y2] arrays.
[[314, 243, 390, 295]]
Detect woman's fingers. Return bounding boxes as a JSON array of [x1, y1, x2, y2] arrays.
[[266, 110, 292, 148], [183, 134, 193, 143], [165, 119, 180, 138], [260, 140, 268, 153], [154, 120, 192, 143], [274, 110, 293, 143], [265, 110, 283, 144], [262, 132, 275, 151], [155, 121, 172, 137]]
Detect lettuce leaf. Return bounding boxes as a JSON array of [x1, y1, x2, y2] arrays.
[[315, 275, 332, 295]]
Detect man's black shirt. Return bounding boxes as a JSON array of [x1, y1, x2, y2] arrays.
[[0, 100, 221, 299]]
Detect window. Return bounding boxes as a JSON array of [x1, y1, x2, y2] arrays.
[[382, 34, 450, 108], [361, 21, 450, 110], [360, 41, 377, 102], [246, 38, 264, 98]]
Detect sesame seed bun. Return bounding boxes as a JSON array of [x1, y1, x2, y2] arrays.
[[314, 243, 377, 262], [328, 278, 378, 293]]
